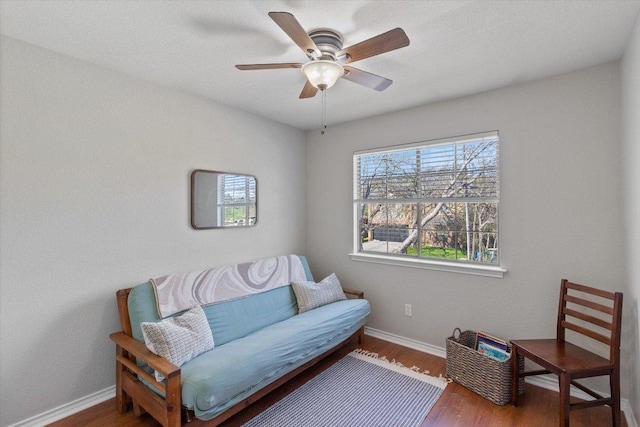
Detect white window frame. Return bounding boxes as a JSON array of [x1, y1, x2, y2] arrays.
[[350, 131, 506, 278]]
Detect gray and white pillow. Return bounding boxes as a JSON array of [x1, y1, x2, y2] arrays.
[[141, 305, 214, 381], [291, 273, 347, 314]]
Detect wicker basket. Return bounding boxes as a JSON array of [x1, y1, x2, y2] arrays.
[[446, 328, 525, 405]]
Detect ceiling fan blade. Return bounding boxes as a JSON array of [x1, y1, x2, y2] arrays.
[[299, 80, 319, 99], [337, 28, 409, 64], [342, 66, 393, 91], [236, 63, 303, 70], [268, 12, 321, 59]]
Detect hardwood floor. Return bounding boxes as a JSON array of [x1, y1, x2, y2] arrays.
[[48, 336, 626, 427]]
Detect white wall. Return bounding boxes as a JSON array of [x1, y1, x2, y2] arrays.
[[306, 62, 625, 392], [0, 36, 307, 426], [622, 13, 640, 423]]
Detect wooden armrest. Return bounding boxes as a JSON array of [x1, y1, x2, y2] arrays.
[[110, 332, 180, 380], [342, 288, 364, 299]]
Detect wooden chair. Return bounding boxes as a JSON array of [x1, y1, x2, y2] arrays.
[[510, 279, 623, 427]]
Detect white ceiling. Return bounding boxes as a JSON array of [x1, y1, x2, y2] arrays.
[[2, 0, 639, 130]]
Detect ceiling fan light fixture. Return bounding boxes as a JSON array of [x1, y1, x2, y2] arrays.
[[302, 60, 344, 90]]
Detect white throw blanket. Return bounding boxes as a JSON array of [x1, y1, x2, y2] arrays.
[[151, 254, 306, 318]]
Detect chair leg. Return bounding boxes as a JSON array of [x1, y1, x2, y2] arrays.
[[559, 373, 571, 427], [511, 347, 520, 406], [611, 369, 621, 427]]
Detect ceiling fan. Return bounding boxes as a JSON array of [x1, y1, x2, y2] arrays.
[[236, 12, 410, 99]]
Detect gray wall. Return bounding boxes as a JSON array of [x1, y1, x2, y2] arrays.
[[622, 14, 640, 422], [0, 36, 307, 426], [306, 62, 626, 394]]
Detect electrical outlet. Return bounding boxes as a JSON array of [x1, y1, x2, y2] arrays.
[[404, 303, 412, 316]]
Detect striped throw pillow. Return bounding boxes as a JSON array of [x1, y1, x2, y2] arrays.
[[292, 273, 347, 314]]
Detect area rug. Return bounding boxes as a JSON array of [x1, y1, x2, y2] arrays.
[[241, 349, 449, 427]]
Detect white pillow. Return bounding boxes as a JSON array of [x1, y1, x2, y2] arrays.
[[291, 273, 347, 314], [141, 305, 214, 381]]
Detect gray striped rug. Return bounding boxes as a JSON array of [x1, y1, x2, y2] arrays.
[[241, 350, 448, 427]]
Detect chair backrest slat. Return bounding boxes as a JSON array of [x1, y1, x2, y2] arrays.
[[561, 320, 611, 345], [564, 294, 614, 315], [564, 281, 613, 299], [563, 307, 612, 330]]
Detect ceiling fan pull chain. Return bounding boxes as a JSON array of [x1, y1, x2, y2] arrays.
[[321, 89, 327, 135]]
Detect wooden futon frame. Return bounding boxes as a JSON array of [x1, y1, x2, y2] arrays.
[[110, 287, 365, 427]]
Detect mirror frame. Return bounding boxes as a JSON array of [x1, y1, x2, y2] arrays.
[[190, 169, 258, 229]]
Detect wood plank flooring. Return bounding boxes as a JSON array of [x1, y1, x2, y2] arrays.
[[47, 336, 626, 427]]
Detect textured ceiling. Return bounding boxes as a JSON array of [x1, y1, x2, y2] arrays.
[[2, 0, 639, 130]]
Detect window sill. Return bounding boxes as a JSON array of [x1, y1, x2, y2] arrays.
[[348, 252, 506, 278]]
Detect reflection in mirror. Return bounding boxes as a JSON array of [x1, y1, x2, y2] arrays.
[[191, 170, 257, 229]]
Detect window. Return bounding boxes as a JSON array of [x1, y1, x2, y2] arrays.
[[218, 174, 257, 226], [353, 131, 501, 275]]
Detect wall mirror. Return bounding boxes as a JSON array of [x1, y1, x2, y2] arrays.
[[191, 169, 257, 229]]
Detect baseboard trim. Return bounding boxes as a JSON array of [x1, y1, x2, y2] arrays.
[[7, 386, 115, 427], [365, 327, 637, 427], [364, 326, 447, 358]]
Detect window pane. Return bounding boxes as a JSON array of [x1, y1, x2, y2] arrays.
[[420, 144, 456, 197], [224, 206, 247, 226], [248, 205, 257, 225], [358, 154, 387, 199], [420, 223, 465, 261], [468, 232, 499, 264], [465, 202, 498, 232], [420, 139, 498, 199], [359, 202, 417, 255], [363, 227, 405, 254], [248, 179, 257, 203], [358, 202, 382, 247]]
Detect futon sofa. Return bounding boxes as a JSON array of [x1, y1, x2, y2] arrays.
[[110, 255, 370, 426]]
